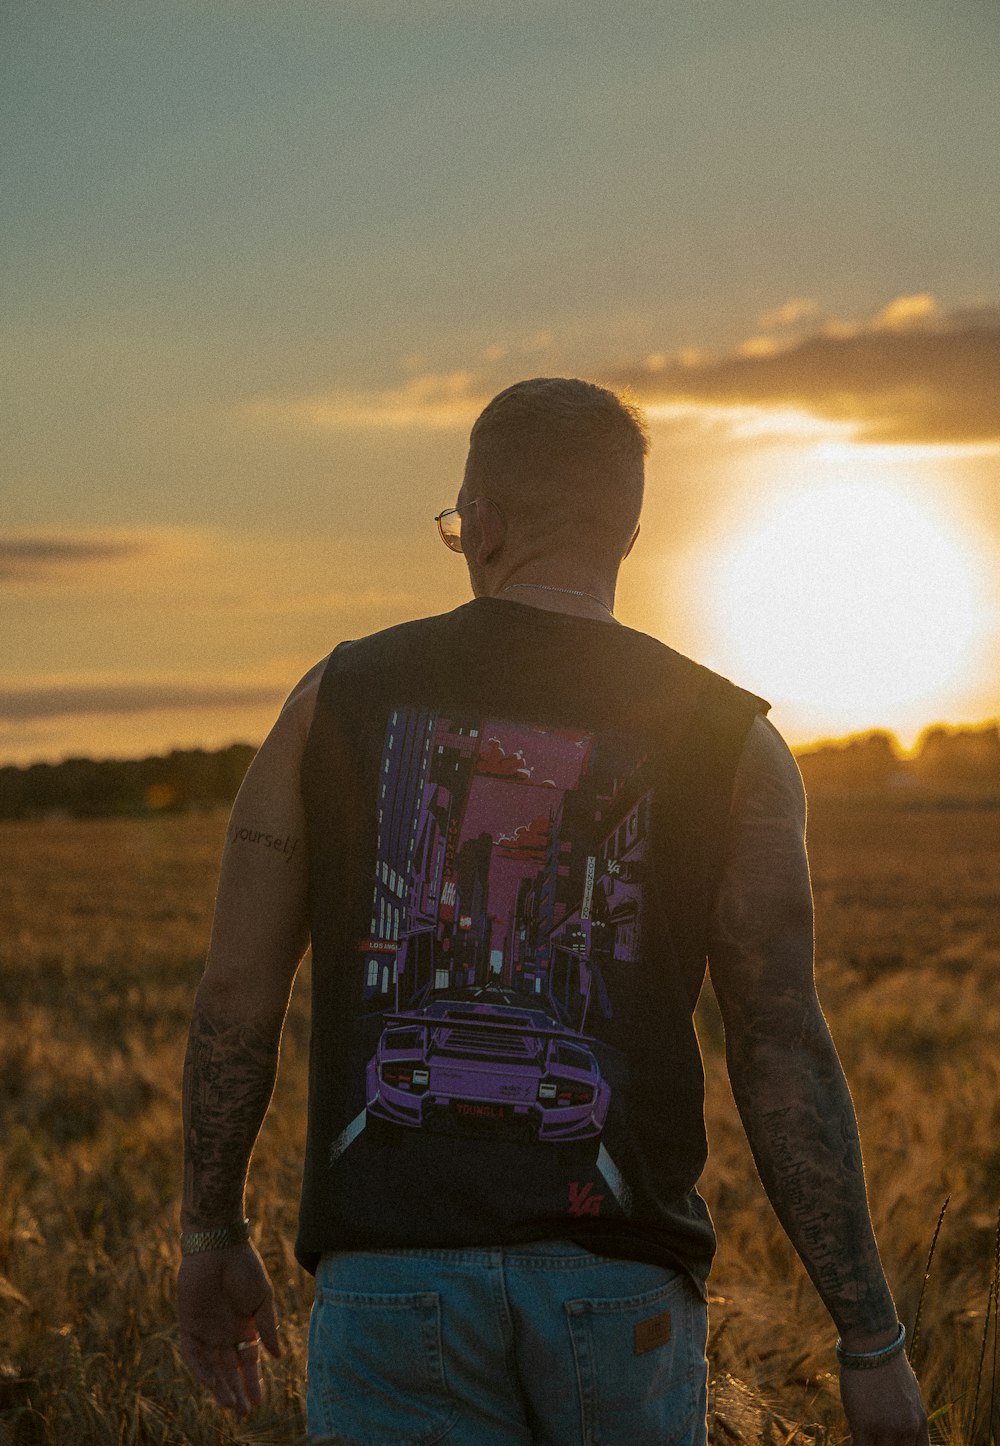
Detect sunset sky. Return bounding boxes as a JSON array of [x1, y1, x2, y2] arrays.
[[4, 0, 999, 765]]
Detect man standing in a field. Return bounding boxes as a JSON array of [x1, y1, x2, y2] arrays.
[[176, 378, 929, 1444]]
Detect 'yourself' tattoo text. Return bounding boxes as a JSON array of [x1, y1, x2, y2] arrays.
[[228, 825, 300, 862]]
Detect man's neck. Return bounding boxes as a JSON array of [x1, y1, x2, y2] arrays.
[[486, 580, 621, 624]]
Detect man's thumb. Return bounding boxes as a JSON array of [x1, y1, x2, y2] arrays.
[[256, 1294, 282, 1357]]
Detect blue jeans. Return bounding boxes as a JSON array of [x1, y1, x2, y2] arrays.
[[306, 1240, 709, 1445]]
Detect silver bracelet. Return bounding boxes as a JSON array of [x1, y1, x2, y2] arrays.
[[835, 1321, 906, 1370], [180, 1217, 251, 1254]]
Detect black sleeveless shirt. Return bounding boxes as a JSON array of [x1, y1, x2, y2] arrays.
[[294, 596, 769, 1294]]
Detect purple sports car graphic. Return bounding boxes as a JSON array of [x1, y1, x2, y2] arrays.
[[365, 986, 611, 1142]]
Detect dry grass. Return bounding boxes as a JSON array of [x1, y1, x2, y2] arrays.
[[0, 801, 997, 1444], [700, 800, 1000, 1444]]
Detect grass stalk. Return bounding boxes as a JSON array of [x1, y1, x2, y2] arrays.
[[970, 1211, 1000, 1446], [969, 1277, 993, 1445], [908, 1195, 950, 1368], [989, 1207, 1000, 1446]]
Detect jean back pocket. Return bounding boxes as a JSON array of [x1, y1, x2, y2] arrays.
[[307, 1288, 459, 1446], [564, 1274, 706, 1446]]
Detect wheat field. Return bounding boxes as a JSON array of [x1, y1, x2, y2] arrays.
[[1, 800, 998, 1444]]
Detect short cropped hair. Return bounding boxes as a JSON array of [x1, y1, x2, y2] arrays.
[[465, 377, 649, 559]]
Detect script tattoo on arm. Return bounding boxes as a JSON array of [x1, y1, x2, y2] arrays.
[[226, 823, 301, 863], [707, 715, 897, 1339], [181, 999, 284, 1230], [178, 664, 316, 1234]]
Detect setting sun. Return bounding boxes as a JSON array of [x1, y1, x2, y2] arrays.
[[701, 478, 987, 724]]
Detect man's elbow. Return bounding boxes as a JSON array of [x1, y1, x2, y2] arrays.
[[194, 954, 297, 1027]]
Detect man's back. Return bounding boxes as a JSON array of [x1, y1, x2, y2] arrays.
[[295, 594, 769, 1293]]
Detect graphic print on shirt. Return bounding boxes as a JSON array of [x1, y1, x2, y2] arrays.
[[357, 708, 651, 1168]]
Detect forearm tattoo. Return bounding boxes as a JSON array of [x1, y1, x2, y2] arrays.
[[709, 716, 897, 1337], [729, 1019, 897, 1336], [181, 1003, 282, 1230]]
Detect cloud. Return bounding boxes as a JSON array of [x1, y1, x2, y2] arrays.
[[758, 297, 820, 330], [495, 813, 551, 862], [244, 329, 559, 435], [0, 535, 147, 583], [240, 295, 1000, 448], [0, 528, 214, 593], [244, 370, 487, 432], [0, 681, 285, 722], [619, 297, 1000, 446], [871, 292, 937, 331]]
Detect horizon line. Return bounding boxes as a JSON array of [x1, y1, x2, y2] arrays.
[[3, 715, 999, 772]]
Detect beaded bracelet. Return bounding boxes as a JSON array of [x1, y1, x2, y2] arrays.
[[835, 1321, 907, 1370], [180, 1217, 251, 1255]]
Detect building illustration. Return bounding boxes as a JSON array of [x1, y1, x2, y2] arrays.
[[352, 706, 653, 1153], [360, 708, 651, 1021]]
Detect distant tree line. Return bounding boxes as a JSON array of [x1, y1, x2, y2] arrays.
[[1, 724, 998, 821], [794, 722, 1000, 796], [0, 745, 257, 820]]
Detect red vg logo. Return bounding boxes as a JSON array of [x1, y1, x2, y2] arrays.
[[568, 1181, 605, 1217]]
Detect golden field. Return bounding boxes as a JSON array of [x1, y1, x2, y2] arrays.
[[1, 801, 998, 1444]]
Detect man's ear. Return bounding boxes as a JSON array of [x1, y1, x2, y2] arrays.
[[475, 496, 506, 564]]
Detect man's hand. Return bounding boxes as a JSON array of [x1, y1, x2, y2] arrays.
[[839, 1352, 930, 1446], [177, 1242, 282, 1418]]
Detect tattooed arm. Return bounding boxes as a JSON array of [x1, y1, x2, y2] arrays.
[[177, 661, 323, 1418], [707, 714, 895, 1344], [707, 715, 928, 1446]]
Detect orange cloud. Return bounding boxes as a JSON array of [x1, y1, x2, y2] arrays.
[[244, 370, 486, 432], [617, 299, 1000, 446], [240, 296, 999, 449], [871, 292, 937, 331], [758, 297, 820, 330]]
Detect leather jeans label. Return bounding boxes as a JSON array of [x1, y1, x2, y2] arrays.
[[634, 1307, 672, 1355]]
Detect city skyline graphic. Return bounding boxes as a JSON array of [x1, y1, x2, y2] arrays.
[[361, 707, 653, 1028], [332, 704, 657, 1208]]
